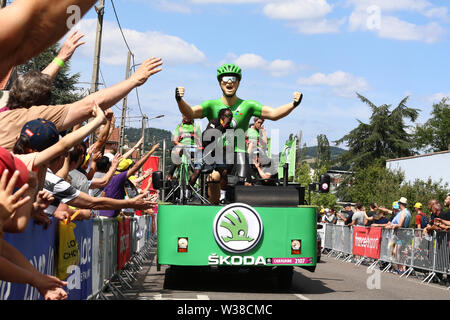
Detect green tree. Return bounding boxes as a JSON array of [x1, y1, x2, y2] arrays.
[[17, 43, 84, 105], [335, 94, 420, 169], [414, 97, 450, 153], [315, 134, 331, 170]]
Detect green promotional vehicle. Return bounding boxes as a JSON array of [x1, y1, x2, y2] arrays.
[[154, 181, 318, 290]]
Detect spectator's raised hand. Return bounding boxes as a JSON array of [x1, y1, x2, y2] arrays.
[[58, 31, 86, 62], [0, 169, 31, 221], [129, 57, 163, 87]]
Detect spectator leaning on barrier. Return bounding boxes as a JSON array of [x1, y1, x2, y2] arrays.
[[366, 203, 377, 226], [443, 193, 450, 220], [337, 203, 353, 226], [348, 202, 366, 227], [375, 201, 400, 223], [387, 197, 411, 229], [414, 202, 428, 229], [423, 201, 449, 236], [322, 208, 337, 224], [371, 210, 390, 227]]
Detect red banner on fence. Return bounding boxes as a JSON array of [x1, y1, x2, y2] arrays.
[[352, 227, 382, 259], [117, 218, 131, 271]]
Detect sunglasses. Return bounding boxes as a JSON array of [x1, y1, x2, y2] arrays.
[[221, 76, 238, 83], [223, 113, 233, 118]]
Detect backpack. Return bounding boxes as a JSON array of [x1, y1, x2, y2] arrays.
[[420, 213, 429, 229]]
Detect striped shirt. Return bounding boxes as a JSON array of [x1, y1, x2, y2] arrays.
[[44, 169, 80, 216]]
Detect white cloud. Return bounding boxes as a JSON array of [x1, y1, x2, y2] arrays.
[[73, 19, 206, 66], [223, 53, 304, 77], [297, 71, 370, 98], [262, 0, 332, 21], [155, 0, 191, 13], [346, 0, 448, 43], [349, 9, 446, 43], [426, 92, 450, 103], [289, 17, 346, 34]]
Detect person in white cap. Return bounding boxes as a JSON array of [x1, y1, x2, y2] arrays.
[[388, 197, 411, 229]]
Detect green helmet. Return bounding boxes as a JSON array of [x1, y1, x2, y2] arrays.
[[217, 63, 242, 81]]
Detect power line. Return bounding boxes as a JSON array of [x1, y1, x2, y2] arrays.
[[110, 0, 145, 118]]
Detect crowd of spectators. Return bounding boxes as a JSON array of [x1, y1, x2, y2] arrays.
[[319, 194, 450, 233], [0, 2, 164, 299]]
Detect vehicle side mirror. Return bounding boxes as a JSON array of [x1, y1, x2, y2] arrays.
[[152, 171, 163, 190]]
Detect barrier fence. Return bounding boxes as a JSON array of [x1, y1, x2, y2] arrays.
[[320, 223, 450, 287], [0, 213, 157, 300]]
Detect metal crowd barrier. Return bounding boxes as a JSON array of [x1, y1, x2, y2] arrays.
[[89, 214, 157, 300], [0, 213, 157, 300], [322, 223, 450, 288]]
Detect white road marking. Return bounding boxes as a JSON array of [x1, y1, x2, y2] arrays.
[[294, 294, 311, 300]]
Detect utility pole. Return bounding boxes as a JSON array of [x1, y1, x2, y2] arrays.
[[141, 114, 147, 158], [89, 0, 105, 145], [119, 51, 132, 154]]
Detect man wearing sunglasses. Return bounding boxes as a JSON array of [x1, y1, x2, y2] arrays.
[[175, 63, 303, 186]]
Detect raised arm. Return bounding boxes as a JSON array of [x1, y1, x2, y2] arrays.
[[62, 57, 163, 130], [261, 92, 302, 121], [41, 31, 85, 81], [89, 153, 122, 189], [127, 144, 160, 179], [123, 136, 144, 160], [0, 0, 96, 77], [175, 87, 203, 119], [33, 102, 106, 168]]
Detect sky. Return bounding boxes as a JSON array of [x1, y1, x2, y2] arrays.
[[65, 0, 450, 152]]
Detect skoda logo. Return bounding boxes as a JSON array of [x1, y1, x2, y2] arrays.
[[213, 203, 263, 253]]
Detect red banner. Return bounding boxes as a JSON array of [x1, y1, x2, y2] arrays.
[[142, 156, 159, 190], [352, 226, 382, 259], [117, 218, 131, 271], [135, 156, 159, 216]]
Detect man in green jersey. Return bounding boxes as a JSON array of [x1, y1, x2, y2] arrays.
[[175, 63, 302, 186]]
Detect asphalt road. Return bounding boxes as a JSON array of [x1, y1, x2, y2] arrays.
[[108, 249, 450, 301]]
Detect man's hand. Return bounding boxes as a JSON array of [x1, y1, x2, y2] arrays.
[[33, 190, 54, 212], [293, 92, 303, 108], [31, 273, 68, 300], [130, 192, 158, 210], [175, 87, 185, 102], [129, 57, 163, 87], [105, 108, 114, 121], [57, 31, 85, 62]]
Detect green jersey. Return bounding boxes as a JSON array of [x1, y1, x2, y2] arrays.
[[201, 98, 263, 152], [173, 122, 201, 146]]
